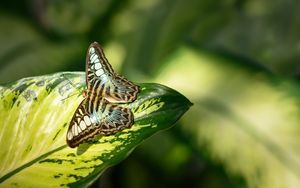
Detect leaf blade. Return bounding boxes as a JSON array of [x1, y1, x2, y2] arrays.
[[0, 72, 191, 187]]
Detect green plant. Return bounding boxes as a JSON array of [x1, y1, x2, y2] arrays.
[[0, 72, 191, 187]]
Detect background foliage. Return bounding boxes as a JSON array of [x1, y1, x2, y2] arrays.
[[1, 0, 300, 187]]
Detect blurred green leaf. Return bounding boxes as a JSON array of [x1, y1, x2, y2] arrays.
[[121, 0, 232, 76], [195, 0, 300, 76], [40, 0, 112, 36], [0, 72, 191, 187], [0, 14, 86, 84], [155, 46, 300, 188]]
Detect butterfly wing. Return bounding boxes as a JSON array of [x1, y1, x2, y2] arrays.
[[66, 98, 133, 148], [86, 42, 139, 103]]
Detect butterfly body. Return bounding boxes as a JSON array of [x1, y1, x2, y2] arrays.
[[66, 42, 139, 148]]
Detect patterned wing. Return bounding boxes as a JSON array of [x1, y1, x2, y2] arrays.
[[66, 98, 134, 148], [86, 42, 139, 103]]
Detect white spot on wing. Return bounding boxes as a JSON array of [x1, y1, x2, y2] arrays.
[[74, 124, 78, 136], [90, 114, 97, 124], [84, 116, 92, 126], [72, 124, 76, 136], [95, 63, 101, 70], [67, 131, 73, 140], [77, 125, 82, 133], [96, 69, 104, 76], [80, 120, 87, 130], [91, 54, 98, 63], [89, 47, 95, 54], [90, 54, 95, 61], [100, 74, 108, 82]]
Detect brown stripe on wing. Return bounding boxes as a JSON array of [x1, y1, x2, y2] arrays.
[[66, 99, 90, 148], [103, 74, 139, 103], [85, 42, 114, 90], [67, 126, 100, 148], [98, 104, 134, 135], [66, 98, 134, 148], [91, 42, 114, 73]]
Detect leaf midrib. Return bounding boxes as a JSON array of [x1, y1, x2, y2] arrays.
[[0, 145, 67, 183]]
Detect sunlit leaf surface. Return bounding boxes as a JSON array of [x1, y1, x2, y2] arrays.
[[156, 47, 300, 188], [0, 72, 191, 187]]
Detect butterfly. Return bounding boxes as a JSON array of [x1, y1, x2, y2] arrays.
[[66, 42, 139, 148]]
